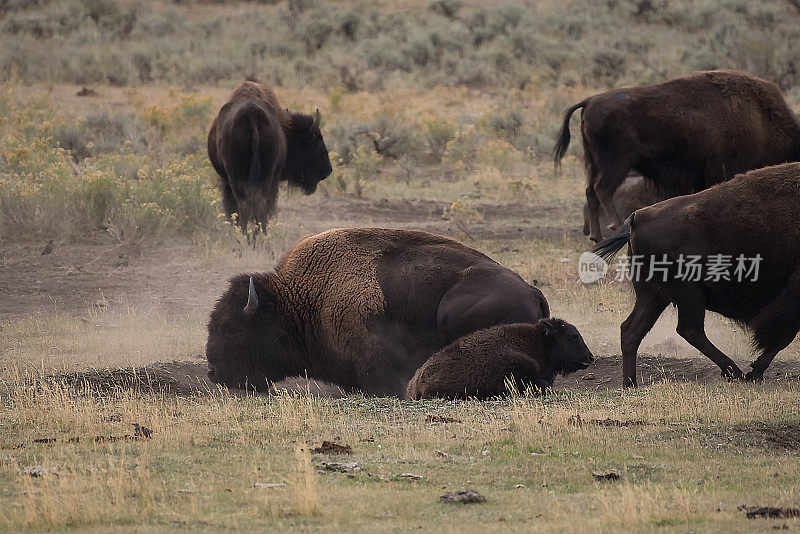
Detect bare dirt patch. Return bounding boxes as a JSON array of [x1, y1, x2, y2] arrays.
[[732, 422, 800, 451], [0, 196, 577, 321], [739, 505, 800, 519], [33, 355, 800, 398]]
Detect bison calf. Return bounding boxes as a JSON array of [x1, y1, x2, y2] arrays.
[[594, 162, 800, 386], [406, 319, 594, 400]]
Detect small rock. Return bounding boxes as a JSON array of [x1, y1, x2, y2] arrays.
[[592, 469, 621, 481], [696, 478, 705, 485], [311, 441, 352, 455], [397, 473, 423, 480], [317, 461, 360, 473], [582, 373, 595, 380], [440, 489, 486, 504], [426, 415, 462, 424], [21, 466, 59, 478], [76, 87, 98, 97], [253, 482, 286, 488], [132, 423, 152, 439]]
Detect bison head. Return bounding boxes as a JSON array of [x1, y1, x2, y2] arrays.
[[206, 274, 304, 391], [539, 318, 595, 375], [284, 110, 333, 194]]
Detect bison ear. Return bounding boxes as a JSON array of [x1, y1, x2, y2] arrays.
[[243, 276, 259, 317]]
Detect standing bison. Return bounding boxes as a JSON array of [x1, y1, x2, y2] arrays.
[[206, 228, 550, 396], [406, 319, 594, 400], [582, 174, 665, 236], [555, 70, 800, 242], [593, 163, 800, 387], [207, 81, 332, 232]]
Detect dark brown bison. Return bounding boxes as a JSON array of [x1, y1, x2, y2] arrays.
[[406, 319, 594, 400], [207, 81, 332, 232], [593, 163, 800, 387], [582, 174, 665, 236], [555, 70, 800, 242], [206, 228, 550, 396]]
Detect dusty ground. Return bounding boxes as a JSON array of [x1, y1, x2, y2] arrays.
[[0, 196, 577, 320], [4, 193, 799, 397]]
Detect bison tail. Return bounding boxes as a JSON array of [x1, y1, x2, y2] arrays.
[[553, 100, 588, 174], [248, 115, 261, 189], [591, 214, 633, 263]]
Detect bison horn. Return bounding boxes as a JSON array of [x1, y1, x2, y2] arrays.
[[243, 276, 259, 317], [312, 108, 321, 128]]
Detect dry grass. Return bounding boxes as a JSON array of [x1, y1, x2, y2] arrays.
[[1, 374, 799, 531]]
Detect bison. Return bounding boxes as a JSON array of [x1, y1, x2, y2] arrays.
[[593, 162, 800, 387], [406, 319, 594, 400], [207, 81, 332, 232], [582, 174, 665, 236], [555, 70, 800, 242], [206, 228, 550, 396]]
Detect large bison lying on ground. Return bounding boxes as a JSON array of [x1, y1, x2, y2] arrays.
[[206, 228, 550, 396], [593, 163, 800, 387], [555, 70, 800, 242], [406, 319, 594, 399], [207, 81, 332, 232]]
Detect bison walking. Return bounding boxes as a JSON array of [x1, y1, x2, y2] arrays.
[[206, 228, 550, 396], [555, 70, 800, 242], [406, 319, 594, 400], [207, 81, 332, 232], [593, 163, 800, 387]]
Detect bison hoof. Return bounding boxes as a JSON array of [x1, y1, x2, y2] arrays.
[[744, 371, 764, 382], [722, 370, 746, 381]]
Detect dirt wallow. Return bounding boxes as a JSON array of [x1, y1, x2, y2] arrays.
[[10, 356, 800, 398]]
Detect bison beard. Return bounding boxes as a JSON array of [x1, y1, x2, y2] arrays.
[[207, 81, 332, 233], [593, 162, 800, 387], [406, 319, 594, 400], [205, 228, 550, 396], [555, 70, 800, 242]]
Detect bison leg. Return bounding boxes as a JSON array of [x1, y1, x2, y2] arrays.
[[675, 285, 745, 380], [593, 162, 631, 233], [586, 185, 604, 242], [746, 276, 800, 381], [220, 183, 238, 221], [620, 286, 669, 387]]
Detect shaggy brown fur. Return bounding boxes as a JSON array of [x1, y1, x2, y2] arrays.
[[207, 81, 332, 232], [556, 70, 800, 242], [582, 174, 665, 236], [406, 319, 594, 399], [206, 228, 549, 396], [593, 162, 800, 386]]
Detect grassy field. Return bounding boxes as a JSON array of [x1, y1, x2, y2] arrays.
[[2, 0, 800, 531]]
